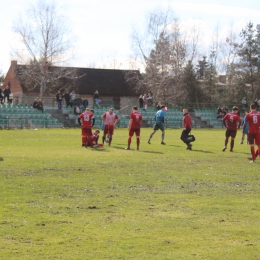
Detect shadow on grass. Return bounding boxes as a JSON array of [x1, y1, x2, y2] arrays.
[[0, 157, 3, 161], [189, 149, 214, 153], [111, 146, 164, 154]]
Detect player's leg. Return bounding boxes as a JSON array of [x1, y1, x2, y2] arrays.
[[148, 124, 158, 144], [161, 130, 166, 145], [126, 129, 134, 150], [222, 130, 229, 151], [240, 132, 245, 144], [102, 126, 108, 144], [136, 129, 140, 150], [81, 128, 87, 146], [108, 126, 114, 146], [248, 134, 256, 162], [230, 130, 237, 151]]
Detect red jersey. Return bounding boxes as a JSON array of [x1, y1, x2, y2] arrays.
[[183, 113, 192, 129], [222, 112, 241, 130], [130, 111, 142, 128], [102, 112, 119, 126], [79, 111, 93, 128], [245, 111, 260, 134]]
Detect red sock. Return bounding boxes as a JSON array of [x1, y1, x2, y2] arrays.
[[137, 138, 140, 148], [109, 136, 112, 145], [251, 146, 255, 160], [230, 140, 234, 150], [128, 137, 131, 147], [255, 148, 259, 158], [82, 136, 86, 145]]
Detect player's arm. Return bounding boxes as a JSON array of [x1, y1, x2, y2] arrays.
[[92, 117, 95, 127], [114, 115, 119, 126], [128, 118, 132, 130], [101, 114, 105, 122], [237, 117, 242, 129]]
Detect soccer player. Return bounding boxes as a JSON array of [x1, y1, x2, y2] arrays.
[[125, 106, 142, 150], [222, 106, 242, 152], [240, 111, 249, 144], [101, 108, 119, 146], [78, 108, 94, 148], [245, 104, 260, 162], [147, 105, 166, 145], [181, 108, 193, 150]]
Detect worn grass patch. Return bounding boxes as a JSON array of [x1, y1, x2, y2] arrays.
[[0, 128, 260, 259]]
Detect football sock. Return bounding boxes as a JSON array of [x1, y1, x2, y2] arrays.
[[241, 136, 244, 142], [162, 133, 165, 141], [109, 136, 112, 145], [82, 136, 86, 145], [102, 136, 105, 144], [149, 133, 154, 141], [137, 137, 140, 148], [225, 138, 228, 147], [128, 137, 131, 147], [255, 148, 260, 158], [231, 140, 234, 150], [250, 146, 255, 160], [89, 137, 93, 147]]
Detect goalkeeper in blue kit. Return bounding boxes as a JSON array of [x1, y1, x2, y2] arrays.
[[147, 105, 166, 145]]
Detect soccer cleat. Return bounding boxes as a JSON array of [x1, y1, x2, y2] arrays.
[[222, 146, 227, 152], [125, 147, 130, 150], [147, 141, 151, 144], [161, 141, 166, 145]]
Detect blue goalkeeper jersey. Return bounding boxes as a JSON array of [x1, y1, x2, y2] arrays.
[[155, 109, 165, 123]]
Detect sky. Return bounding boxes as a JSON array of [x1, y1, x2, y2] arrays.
[[0, 0, 260, 74]]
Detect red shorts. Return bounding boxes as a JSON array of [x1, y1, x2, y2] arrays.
[[248, 133, 260, 145], [82, 128, 92, 137], [225, 129, 237, 138], [129, 128, 140, 137], [104, 125, 114, 135]]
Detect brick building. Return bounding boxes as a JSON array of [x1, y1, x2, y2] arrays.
[[3, 60, 141, 109]]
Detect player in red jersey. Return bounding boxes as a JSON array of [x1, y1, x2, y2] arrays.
[[222, 106, 242, 152], [125, 106, 142, 150], [101, 108, 119, 146], [245, 104, 260, 162], [78, 108, 94, 147]]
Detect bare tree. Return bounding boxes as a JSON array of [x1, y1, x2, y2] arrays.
[[12, 0, 76, 96]]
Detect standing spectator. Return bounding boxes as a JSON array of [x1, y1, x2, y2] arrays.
[[75, 95, 83, 111], [3, 86, 11, 103], [78, 108, 94, 147], [147, 92, 153, 107], [139, 95, 143, 109], [125, 106, 142, 150], [56, 90, 63, 109], [245, 104, 260, 162], [242, 97, 247, 109], [93, 90, 101, 108], [9, 92, 13, 104], [37, 99, 44, 113], [32, 98, 39, 109], [101, 108, 119, 146], [0, 86, 3, 103], [143, 94, 148, 112], [74, 104, 81, 115], [222, 106, 242, 152], [180, 108, 193, 150], [63, 90, 71, 108], [147, 105, 166, 145], [82, 97, 89, 110], [70, 91, 76, 107]]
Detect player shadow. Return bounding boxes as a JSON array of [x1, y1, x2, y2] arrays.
[[0, 157, 3, 161], [90, 147, 109, 152], [189, 149, 214, 153], [112, 146, 164, 154]]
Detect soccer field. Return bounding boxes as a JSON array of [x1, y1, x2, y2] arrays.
[[1, 128, 260, 259]]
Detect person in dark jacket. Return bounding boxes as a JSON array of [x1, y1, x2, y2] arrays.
[[181, 108, 193, 150]]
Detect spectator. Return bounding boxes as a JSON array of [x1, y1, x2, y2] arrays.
[[139, 95, 143, 109], [147, 92, 153, 107], [56, 90, 63, 109], [93, 90, 101, 108], [74, 104, 81, 115], [32, 98, 39, 109], [3, 86, 11, 103], [63, 90, 71, 108], [37, 99, 44, 113], [82, 97, 89, 110], [9, 92, 13, 104], [143, 94, 148, 112], [70, 91, 76, 107], [242, 97, 247, 109], [217, 106, 226, 119], [156, 102, 161, 111], [0, 86, 3, 103]]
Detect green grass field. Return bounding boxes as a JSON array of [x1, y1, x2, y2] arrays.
[[1, 128, 260, 260]]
